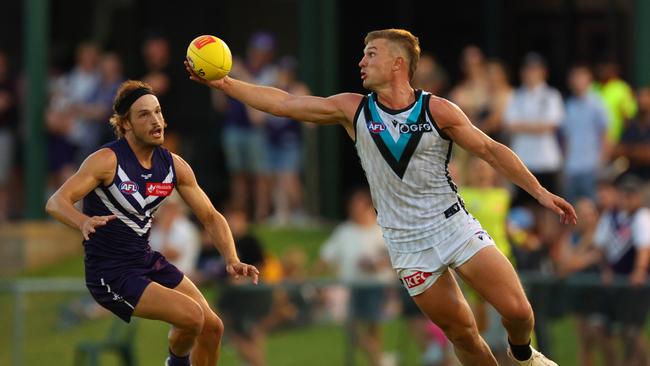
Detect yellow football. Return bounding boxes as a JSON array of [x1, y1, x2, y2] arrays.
[[186, 35, 232, 80]]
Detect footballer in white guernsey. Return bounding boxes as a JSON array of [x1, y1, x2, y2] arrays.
[[187, 29, 576, 366]]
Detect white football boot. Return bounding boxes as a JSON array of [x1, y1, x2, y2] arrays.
[[507, 347, 559, 366]]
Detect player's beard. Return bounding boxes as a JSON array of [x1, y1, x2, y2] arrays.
[[134, 128, 164, 148]]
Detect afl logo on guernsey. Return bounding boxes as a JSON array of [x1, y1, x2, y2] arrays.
[[119, 181, 139, 195], [368, 121, 386, 134]]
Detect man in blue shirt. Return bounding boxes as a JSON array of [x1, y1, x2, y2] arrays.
[[561, 64, 609, 203]]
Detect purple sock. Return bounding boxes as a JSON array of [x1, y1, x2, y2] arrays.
[[167, 348, 190, 366]]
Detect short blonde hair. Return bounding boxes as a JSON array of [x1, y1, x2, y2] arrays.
[[108, 80, 153, 138], [365, 29, 421, 79]]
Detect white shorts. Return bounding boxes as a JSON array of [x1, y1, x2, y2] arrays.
[[389, 229, 496, 296]]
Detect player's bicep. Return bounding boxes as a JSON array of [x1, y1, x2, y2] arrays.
[[435, 98, 494, 158], [53, 149, 115, 203]]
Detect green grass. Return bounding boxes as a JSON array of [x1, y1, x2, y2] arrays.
[[255, 224, 334, 261], [1, 224, 647, 366]]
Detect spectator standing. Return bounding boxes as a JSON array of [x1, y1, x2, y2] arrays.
[[594, 176, 650, 366], [594, 59, 637, 143], [46, 41, 101, 191], [72, 52, 125, 159], [317, 189, 394, 366], [141, 33, 181, 153], [476, 60, 513, 144], [264, 56, 310, 226], [561, 64, 610, 204], [612, 87, 650, 182], [211, 32, 278, 222], [449, 46, 490, 177], [449, 45, 489, 122], [504, 52, 564, 207]]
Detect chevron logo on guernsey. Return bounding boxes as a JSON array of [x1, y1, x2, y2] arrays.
[[365, 91, 431, 179]]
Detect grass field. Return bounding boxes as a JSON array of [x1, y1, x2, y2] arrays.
[[0, 224, 645, 365]]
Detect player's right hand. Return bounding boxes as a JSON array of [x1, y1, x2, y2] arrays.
[[184, 60, 227, 89], [537, 190, 578, 225], [226, 260, 260, 285], [81, 215, 117, 240]]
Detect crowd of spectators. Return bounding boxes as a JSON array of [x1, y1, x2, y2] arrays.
[[4, 30, 650, 366]]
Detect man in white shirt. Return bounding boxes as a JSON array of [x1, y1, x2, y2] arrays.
[[149, 193, 200, 276], [318, 189, 394, 366], [505, 52, 564, 207]]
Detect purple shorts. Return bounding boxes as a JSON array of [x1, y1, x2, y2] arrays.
[[85, 251, 184, 322]]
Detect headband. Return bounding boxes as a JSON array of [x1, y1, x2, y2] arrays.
[[114, 87, 154, 115]]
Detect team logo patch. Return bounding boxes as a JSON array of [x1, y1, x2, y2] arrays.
[[391, 119, 433, 134], [368, 121, 386, 134], [146, 182, 174, 197], [475, 230, 493, 242], [119, 181, 139, 195], [402, 271, 433, 289]]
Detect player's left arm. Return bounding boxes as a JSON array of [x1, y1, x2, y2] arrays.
[[432, 96, 577, 225], [172, 154, 259, 283]]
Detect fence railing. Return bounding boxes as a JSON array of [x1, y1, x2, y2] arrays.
[[0, 273, 648, 366], [0, 278, 87, 366]]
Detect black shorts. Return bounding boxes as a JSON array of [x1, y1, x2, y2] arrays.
[[218, 284, 273, 336], [85, 251, 184, 322]]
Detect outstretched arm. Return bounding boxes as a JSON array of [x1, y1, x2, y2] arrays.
[[185, 61, 362, 137], [432, 96, 577, 225], [45, 149, 117, 239], [173, 154, 259, 283]]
